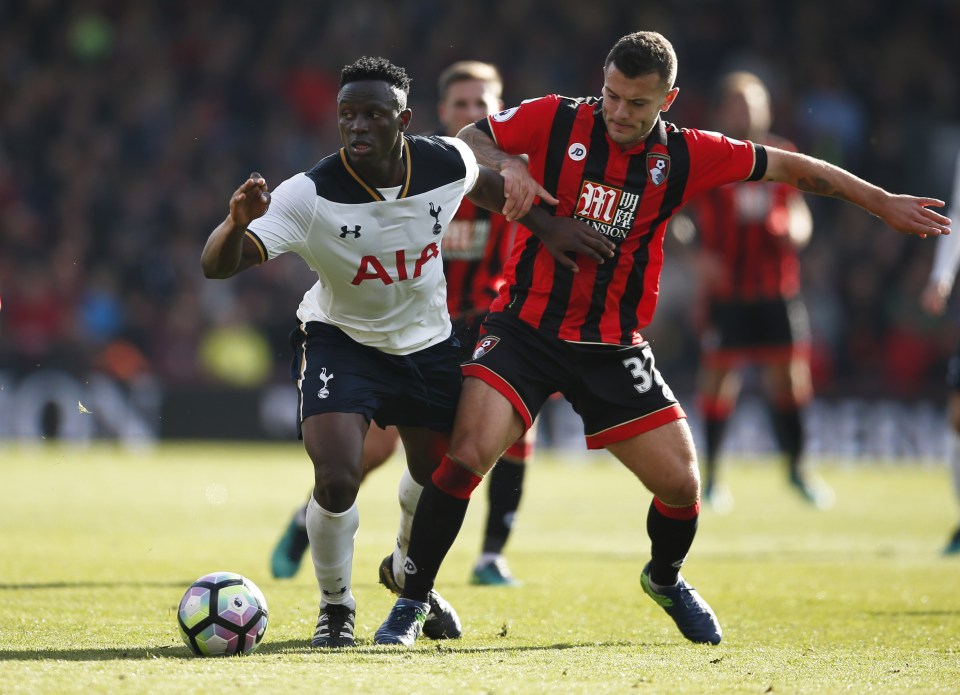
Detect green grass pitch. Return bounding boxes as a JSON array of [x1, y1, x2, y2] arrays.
[[1, 442, 958, 693]]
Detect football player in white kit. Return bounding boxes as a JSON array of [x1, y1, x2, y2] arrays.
[[201, 56, 613, 648]]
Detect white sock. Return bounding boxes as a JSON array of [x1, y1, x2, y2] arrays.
[[306, 496, 359, 610], [476, 552, 502, 569], [294, 501, 308, 528], [950, 433, 960, 512], [391, 467, 423, 590]]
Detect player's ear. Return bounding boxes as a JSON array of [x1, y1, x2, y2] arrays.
[[660, 87, 679, 113], [399, 108, 413, 132]]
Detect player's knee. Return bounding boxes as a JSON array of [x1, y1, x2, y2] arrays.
[[656, 463, 700, 507], [448, 436, 499, 475], [432, 454, 483, 500], [673, 476, 701, 506], [308, 456, 362, 511]]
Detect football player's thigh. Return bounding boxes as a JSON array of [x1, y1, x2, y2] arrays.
[[449, 377, 527, 475], [605, 420, 700, 505], [698, 363, 739, 400], [396, 426, 450, 484], [361, 425, 401, 476], [761, 357, 810, 404]]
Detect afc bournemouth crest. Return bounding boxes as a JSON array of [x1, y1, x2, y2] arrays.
[[647, 153, 670, 186], [472, 336, 500, 360]]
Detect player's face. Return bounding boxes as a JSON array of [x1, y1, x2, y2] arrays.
[[337, 80, 412, 163], [601, 63, 678, 149], [438, 79, 502, 136]]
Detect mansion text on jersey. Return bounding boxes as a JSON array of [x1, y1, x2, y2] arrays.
[[574, 181, 640, 240]]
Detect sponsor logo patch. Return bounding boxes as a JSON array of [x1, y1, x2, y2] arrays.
[[573, 180, 640, 240], [492, 107, 519, 122], [567, 142, 587, 161]]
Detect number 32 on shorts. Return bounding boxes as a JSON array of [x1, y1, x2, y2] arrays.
[[622, 347, 676, 401]]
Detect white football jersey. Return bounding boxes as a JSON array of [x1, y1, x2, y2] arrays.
[[247, 135, 480, 354]]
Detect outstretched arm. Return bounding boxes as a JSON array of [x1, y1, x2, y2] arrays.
[[467, 166, 614, 272], [763, 148, 951, 239], [201, 174, 271, 278], [459, 123, 559, 221]]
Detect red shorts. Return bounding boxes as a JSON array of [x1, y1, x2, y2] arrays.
[[463, 312, 685, 449]]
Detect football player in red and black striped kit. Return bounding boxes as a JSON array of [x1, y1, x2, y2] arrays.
[[687, 71, 832, 512], [375, 32, 950, 646], [436, 62, 532, 587]]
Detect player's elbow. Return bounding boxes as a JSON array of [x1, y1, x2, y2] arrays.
[[200, 255, 235, 280]]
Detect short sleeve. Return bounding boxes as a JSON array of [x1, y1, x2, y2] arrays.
[[683, 129, 767, 200], [440, 135, 480, 196], [484, 95, 559, 158]]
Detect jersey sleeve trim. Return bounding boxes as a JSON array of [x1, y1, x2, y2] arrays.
[[746, 144, 768, 181], [475, 117, 500, 148], [476, 117, 493, 138], [244, 229, 268, 263], [442, 135, 480, 195]]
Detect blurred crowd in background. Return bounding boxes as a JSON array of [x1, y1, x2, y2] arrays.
[[2, 0, 959, 403]]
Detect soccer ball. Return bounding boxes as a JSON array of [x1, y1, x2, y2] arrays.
[[177, 571, 269, 656]]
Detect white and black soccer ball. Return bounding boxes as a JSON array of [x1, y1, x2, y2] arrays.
[[177, 571, 268, 656]]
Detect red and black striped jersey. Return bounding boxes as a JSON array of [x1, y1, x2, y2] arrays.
[[687, 136, 802, 302], [442, 197, 517, 320], [478, 95, 766, 345]]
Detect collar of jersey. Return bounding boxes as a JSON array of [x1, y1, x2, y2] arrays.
[[338, 136, 412, 202], [609, 117, 669, 156]]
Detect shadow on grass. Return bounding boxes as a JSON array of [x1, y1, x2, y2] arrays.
[[0, 638, 655, 662]]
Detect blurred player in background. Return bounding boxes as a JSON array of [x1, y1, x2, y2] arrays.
[[686, 71, 833, 512], [921, 147, 960, 555], [373, 31, 950, 647], [269, 60, 531, 587]]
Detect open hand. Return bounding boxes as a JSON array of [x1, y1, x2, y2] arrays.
[[879, 195, 950, 239]]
